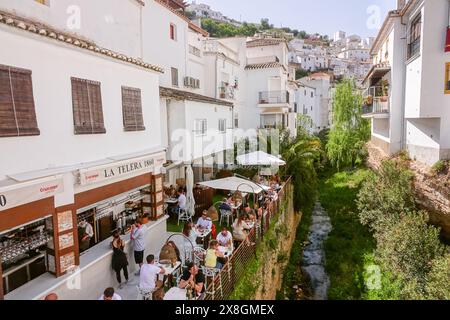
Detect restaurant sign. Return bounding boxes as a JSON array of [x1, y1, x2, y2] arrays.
[[0, 176, 64, 212], [79, 152, 166, 186]]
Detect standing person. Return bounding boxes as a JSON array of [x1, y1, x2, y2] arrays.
[[232, 215, 252, 248], [130, 218, 146, 275], [111, 231, 128, 289], [99, 287, 122, 300], [139, 255, 165, 293], [78, 219, 94, 252], [178, 262, 205, 299]]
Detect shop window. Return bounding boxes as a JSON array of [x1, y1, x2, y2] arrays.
[[71, 77, 106, 134], [445, 63, 450, 94], [0, 64, 40, 137], [121, 86, 145, 132], [171, 67, 179, 87], [407, 13, 421, 60]]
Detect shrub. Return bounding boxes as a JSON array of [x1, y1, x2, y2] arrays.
[[376, 212, 446, 286], [431, 160, 447, 176], [356, 160, 416, 234], [424, 254, 450, 300]]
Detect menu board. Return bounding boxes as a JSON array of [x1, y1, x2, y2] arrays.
[[58, 233, 75, 250], [155, 176, 163, 192], [47, 253, 56, 273], [60, 252, 76, 273], [156, 192, 163, 203], [156, 205, 164, 217], [57, 211, 74, 233]]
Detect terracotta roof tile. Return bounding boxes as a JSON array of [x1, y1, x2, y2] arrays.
[[160, 86, 233, 107], [245, 62, 286, 71]]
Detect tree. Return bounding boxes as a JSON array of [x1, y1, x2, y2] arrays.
[[425, 254, 450, 300], [376, 212, 446, 290], [295, 69, 309, 79], [260, 18, 273, 30], [326, 79, 370, 170], [357, 160, 416, 234]]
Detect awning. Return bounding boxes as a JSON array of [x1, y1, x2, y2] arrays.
[[445, 27, 450, 53], [198, 177, 269, 194], [236, 151, 286, 166]]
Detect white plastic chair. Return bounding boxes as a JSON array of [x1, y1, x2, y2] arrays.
[[193, 247, 206, 266], [177, 208, 192, 226], [219, 209, 233, 226], [201, 266, 223, 300]]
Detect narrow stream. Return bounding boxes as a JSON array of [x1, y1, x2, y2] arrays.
[[302, 202, 332, 300]]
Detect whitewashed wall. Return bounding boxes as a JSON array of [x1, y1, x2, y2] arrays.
[[0, 26, 162, 181]]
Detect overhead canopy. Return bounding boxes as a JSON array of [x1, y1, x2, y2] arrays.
[[236, 151, 286, 166], [198, 177, 269, 194]]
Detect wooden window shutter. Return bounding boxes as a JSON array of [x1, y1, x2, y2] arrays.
[[0, 64, 40, 137], [71, 77, 106, 134], [122, 86, 145, 132]]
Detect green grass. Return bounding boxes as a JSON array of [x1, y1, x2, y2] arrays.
[[319, 167, 376, 300]]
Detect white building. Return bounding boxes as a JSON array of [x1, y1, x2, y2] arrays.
[[363, 0, 450, 166], [0, 0, 168, 300], [334, 31, 346, 42], [298, 73, 331, 133], [244, 38, 297, 136]]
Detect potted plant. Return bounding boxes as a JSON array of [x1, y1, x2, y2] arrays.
[[381, 80, 389, 102], [364, 95, 373, 106]]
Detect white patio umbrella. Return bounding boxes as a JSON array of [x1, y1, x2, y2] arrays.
[[185, 165, 196, 217], [236, 151, 286, 166], [198, 176, 269, 194]]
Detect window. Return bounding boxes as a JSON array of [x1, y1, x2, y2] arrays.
[[170, 24, 177, 41], [122, 86, 145, 132], [195, 119, 207, 136], [71, 77, 106, 134], [218, 119, 226, 133], [445, 63, 450, 94], [234, 114, 239, 128], [311, 92, 314, 98], [171, 67, 179, 87], [407, 13, 422, 60], [0, 64, 40, 137]]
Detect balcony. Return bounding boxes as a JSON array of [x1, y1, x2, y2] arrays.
[[219, 86, 236, 100], [258, 91, 290, 107], [362, 86, 389, 118]]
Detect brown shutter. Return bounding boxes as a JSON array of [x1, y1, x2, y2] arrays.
[[71, 77, 105, 134], [87, 81, 105, 134], [121, 86, 145, 132], [0, 65, 17, 137], [0, 64, 40, 138], [9, 67, 40, 136]]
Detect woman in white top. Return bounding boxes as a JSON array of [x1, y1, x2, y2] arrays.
[[232, 215, 251, 242]]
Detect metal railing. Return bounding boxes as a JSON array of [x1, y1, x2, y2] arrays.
[[189, 45, 201, 57], [258, 91, 289, 104], [202, 178, 292, 300], [362, 97, 389, 115]]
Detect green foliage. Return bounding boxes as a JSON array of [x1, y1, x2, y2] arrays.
[[356, 160, 416, 234], [295, 69, 309, 79], [431, 160, 448, 176], [376, 212, 446, 286], [425, 254, 450, 300], [326, 79, 370, 170], [319, 168, 376, 299]]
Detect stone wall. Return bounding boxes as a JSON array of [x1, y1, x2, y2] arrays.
[[367, 144, 450, 241], [253, 188, 301, 300]]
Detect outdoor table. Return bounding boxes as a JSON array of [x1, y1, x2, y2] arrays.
[[194, 227, 212, 249], [218, 245, 233, 258], [157, 261, 182, 288], [164, 287, 187, 300], [165, 198, 178, 204]]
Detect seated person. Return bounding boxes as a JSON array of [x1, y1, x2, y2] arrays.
[[178, 262, 205, 299], [216, 227, 233, 249], [232, 215, 252, 247], [196, 211, 212, 231], [139, 255, 165, 292], [219, 198, 232, 211], [205, 240, 225, 270], [171, 190, 186, 215], [99, 287, 122, 301]]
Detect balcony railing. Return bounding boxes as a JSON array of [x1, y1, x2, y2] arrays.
[[259, 91, 289, 105], [362, 97, 389, 115], [219, 86, 235, 100]]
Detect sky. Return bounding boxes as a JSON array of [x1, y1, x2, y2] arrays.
[[190, 0, 397, 38]]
